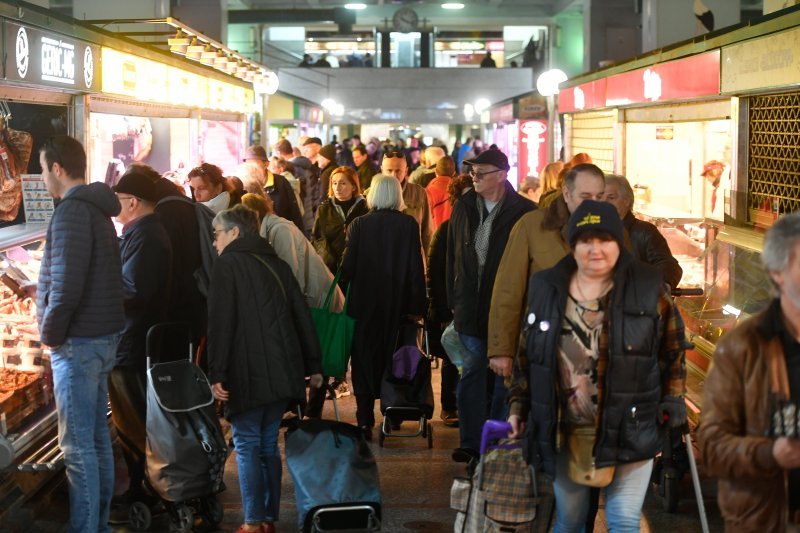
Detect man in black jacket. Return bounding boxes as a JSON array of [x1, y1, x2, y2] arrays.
[[353, 144, 378, 191], [37, 135, 124, 532], [446, 149, 536, 460], [108, 172, 173, 517], [277, 138, 320, 235], [603, 174, 682, 289]]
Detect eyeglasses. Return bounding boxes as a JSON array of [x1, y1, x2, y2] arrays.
[[383, 151, 405, 159], [213, 227, 232, 240], [468, 168, 502, 180]]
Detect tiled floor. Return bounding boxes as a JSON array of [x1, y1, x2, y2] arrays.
[[10, 363, 725, 532]]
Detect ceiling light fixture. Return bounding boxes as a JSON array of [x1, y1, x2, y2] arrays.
[[442, 2, 465, 9], [345, 3, 367, 9]]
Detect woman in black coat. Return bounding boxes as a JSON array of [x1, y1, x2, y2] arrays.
[[207, 204, 322, 533], [312, 166, 369, 275], [340, 175, 427, 438]]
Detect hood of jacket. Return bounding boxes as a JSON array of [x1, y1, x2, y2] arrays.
[[261, 213, 295, 236], [221, 234, 277, 258], [62, 182, 121, 217]]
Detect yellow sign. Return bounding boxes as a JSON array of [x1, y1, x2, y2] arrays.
[[721, 26, 800, 93], [101, 48, 254, 113]]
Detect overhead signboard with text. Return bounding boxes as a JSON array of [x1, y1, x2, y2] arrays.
[[4, 20, 100, 92]]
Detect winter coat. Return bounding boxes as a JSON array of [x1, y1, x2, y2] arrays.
[[427, 220, 452, 325], [37, 183, 124, 347], [447, 183, 536, 338], [624, 211, 682, 289], [291, 156, 321, 234], [207, 235, 323, 417], [699, 299, 798, 533], [357, 160, 378, 192], [265, 171, 304, 233], [153, 183, 207, 344], [117, 214, 173, 368], [341, 209, 426, 397], [517, 252, 680, 477], [425, 175, 452, 232], [311, 196, 369, 274], [261, 214, 344, 312], [487, 197, 573, 358]]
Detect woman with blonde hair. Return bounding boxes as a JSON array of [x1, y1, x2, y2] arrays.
[[340, 175, 426, 438], [312, 166, 369, 275]]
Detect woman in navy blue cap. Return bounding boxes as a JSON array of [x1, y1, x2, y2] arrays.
[[506, 200, 688, 532]]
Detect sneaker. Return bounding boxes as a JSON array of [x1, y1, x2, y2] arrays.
[[334, 381, 351, 399]]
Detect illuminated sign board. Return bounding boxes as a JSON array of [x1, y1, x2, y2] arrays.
[[518, 120, 548, 181], [101, 48, 254, 114], [4, 21, 100, 91]]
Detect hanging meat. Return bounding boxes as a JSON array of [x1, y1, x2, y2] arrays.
[[0, 121, 33, 222]]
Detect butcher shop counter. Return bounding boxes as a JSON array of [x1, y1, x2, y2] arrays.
[[0, 226, 64, 520]]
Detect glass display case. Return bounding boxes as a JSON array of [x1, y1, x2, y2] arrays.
[[671, 226, 772, 423], [0, 227, 63, 516]]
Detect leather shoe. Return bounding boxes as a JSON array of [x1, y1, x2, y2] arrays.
[[440, 409, 459, 427], [452, 447, 479, 464], [359, 425, 373, 441]]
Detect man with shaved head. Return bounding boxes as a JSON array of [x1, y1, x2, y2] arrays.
[[409, 145, 447, 187]]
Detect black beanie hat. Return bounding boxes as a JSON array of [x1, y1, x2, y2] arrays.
[[567, 200, 624, 248]]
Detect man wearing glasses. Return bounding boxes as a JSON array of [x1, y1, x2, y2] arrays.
[[108, 172, 173, 523], [37, 135, 124, 532], [446, 149, 535, 462], [380, 150, 433, 252]]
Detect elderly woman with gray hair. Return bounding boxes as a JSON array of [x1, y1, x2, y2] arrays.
[[340, 174, 427, 439], [603, 174, 683, 289], [206, 204, 323, 533]]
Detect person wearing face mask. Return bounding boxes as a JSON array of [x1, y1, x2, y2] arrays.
[[188, 163, 235, 214], [507, 200, 687, 532], [312, 166, 369, 276]]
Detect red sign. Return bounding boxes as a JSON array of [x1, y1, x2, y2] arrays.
[[557, 79, 607, 113], [518, 120, 548, 183], [558, 51, 720, 113], [489, 103, 514, 124], [606, 50, 720, 106]]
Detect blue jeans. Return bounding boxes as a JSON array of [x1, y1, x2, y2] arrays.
[[51, 334, 119, 533], [457, 333, 507, 450], [230, 401, 286, 524], [553, 447, 653, 533]]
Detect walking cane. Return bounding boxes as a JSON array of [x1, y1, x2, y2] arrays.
[[684, 430, 710, 533]]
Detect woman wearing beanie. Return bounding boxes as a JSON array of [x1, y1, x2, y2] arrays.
[[506, 200, 687, 532]]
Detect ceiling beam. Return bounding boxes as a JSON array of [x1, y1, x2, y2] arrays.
[[549, 0, 580, 16]]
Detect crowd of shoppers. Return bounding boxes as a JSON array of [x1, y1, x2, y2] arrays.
[[38, 130, 800, 532]]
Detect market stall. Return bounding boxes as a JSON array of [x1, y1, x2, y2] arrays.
[[265, 93, 325, 151], [89, 46, 253, 184], [0, 13, 99, 520]]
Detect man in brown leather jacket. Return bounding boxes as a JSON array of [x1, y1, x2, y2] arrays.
[[699, 212, 800, 533]]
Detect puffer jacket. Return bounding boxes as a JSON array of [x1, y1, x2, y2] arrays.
[[37, 183, 124, 347], [517, 252, 675, 477], [207, 235, 323, 417], [699, 299, 797, 533]]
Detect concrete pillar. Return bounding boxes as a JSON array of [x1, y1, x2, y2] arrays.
[[584, 0, 642, 71], [642, 0, 740, 52]]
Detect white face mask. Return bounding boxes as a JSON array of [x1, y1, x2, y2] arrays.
[[202, 191, 231, 214]]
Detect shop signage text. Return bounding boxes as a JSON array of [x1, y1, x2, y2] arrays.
[[518, 94, 547, 119], [101, 48, 254, 114], [489, 103, 513, 124], [5, 21, 99, 91], [558, 51, 720, 113], [518, 120, 548, 180], [721, 26, 800, 93]]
